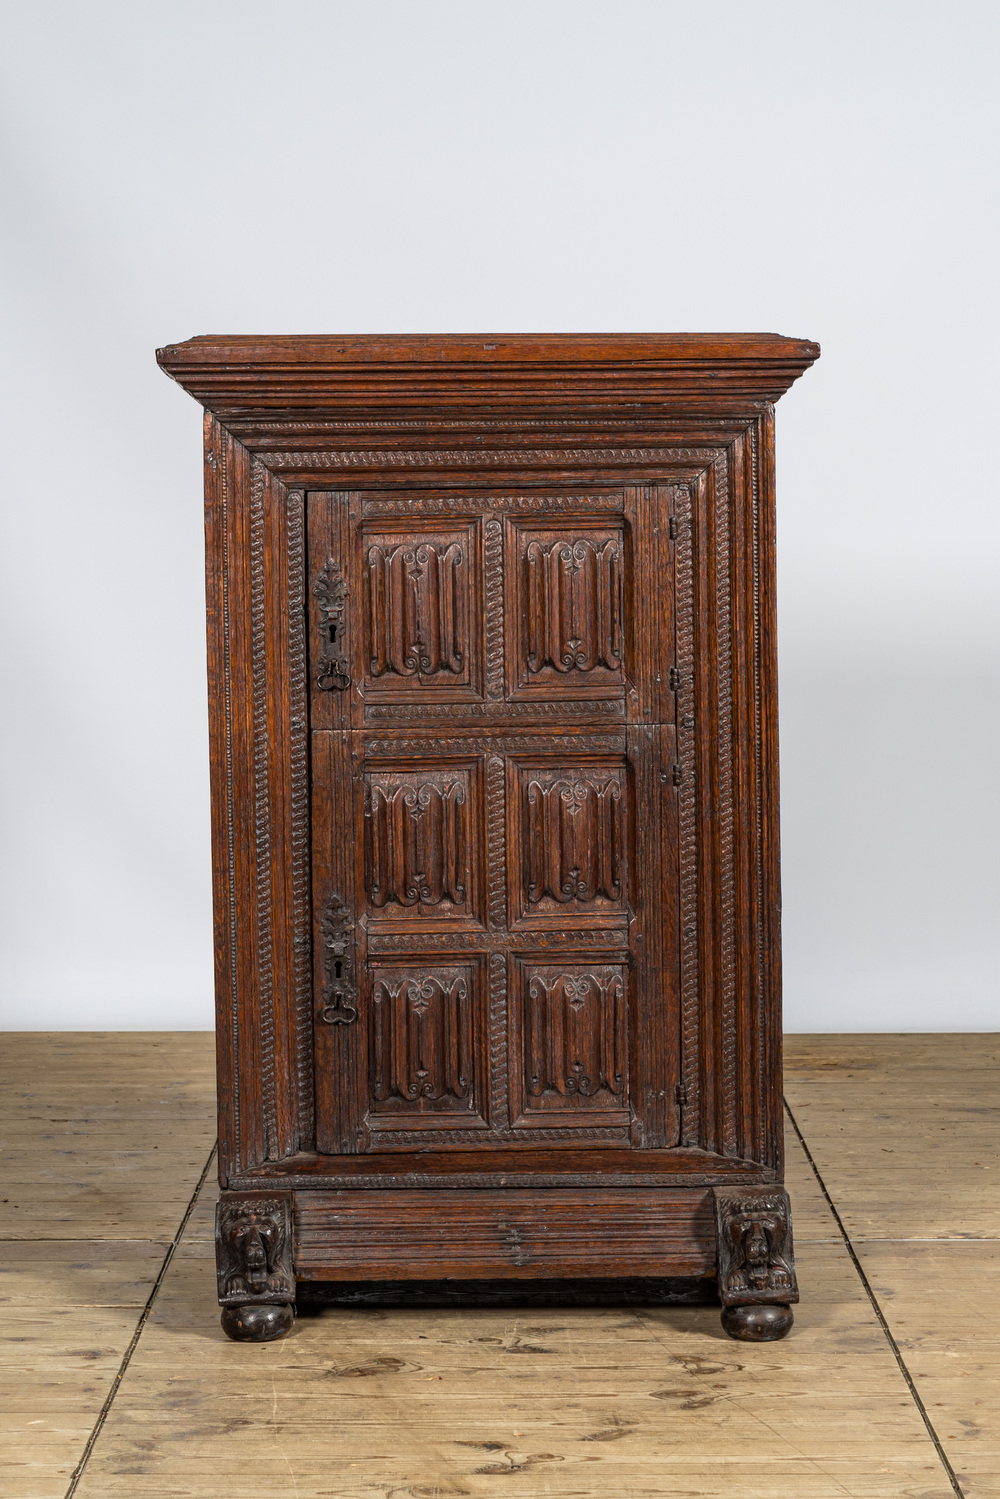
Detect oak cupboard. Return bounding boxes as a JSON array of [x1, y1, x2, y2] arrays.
[[157, 334, 819, 1341]]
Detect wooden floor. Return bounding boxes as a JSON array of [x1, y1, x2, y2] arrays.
[[1, 1035, 997, 1499]]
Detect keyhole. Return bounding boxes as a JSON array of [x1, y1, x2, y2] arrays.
[[333, 961, 342, 978], [329, 624, 338, 644]]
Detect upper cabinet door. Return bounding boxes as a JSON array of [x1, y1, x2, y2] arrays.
[[307, 487, 684, 1157]]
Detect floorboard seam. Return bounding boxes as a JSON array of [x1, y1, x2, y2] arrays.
[[63, 1140, 218, 1499], [784, 1098, 966, 1499]]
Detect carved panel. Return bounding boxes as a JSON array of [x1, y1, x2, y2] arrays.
[[215, 1195, 294, 1306], [517, 964, 628, 1118], [368, 961, 486, 1128], [507, 758, 628, 928], [363, 523, 478, 697], [713, 1188, 799, 1306], [365, 764, 482, 926], [508, 522, 627, 698]]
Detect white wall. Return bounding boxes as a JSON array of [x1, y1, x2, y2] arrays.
[[1, 0, 997, 1030]]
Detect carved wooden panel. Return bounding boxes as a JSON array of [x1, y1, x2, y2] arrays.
[[367, 959, 487, 1131], [364, 763, 483, 928], [362, 522, 480, 699], [512, 962, 629, 1124], [507, 757, 629, 929], [508, 520, 627, 699]]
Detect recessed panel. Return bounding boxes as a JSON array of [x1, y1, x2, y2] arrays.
[[364, 761, 484, 929], [510, 959, 630, 1127], [508, 519, 626, 699], [367, 959, 488, 1131], [507, 756, 629, 929], [362, 521, 480, 700]]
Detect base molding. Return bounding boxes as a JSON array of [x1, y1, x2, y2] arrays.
[[294, 1186, 715, 1281], [213, 1183, 799, 1343]]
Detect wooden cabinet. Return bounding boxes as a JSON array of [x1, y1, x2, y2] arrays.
[[157, 333, 819, 1342]]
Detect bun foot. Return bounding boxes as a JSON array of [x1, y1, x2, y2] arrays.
[[721, 1302, 794, 1341], [221, 1302, 294, 1342]]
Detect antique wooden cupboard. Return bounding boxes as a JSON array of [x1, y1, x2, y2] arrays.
[[157, 334, 819, 1342]]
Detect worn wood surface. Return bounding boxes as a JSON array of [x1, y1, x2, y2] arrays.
[[0, 1033, 215, 1499], [2, 1032, 996, 1496], [161, 337, 815, 1239]]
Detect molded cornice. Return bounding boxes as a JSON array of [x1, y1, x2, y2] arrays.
[[156, 333, 820, 421]]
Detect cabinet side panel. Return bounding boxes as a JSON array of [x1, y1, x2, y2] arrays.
[[205, 421, 309, 1178], [205, 419, 264, 1176], [204, 414, 238, 1177], [688, 436, 780, 1173]]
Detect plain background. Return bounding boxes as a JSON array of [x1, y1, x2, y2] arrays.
[[1, 1, 997, 1031]]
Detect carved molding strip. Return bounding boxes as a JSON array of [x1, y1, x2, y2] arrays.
[[249, 461, 277, 1157], [261, 447, 714, 471], [255, 419, 722, 433], [489, 952, 509, 1130], [366, 734, 627, 755], [365, 699, 626, 721], [484, 519, 505, 699], [371, 1126, 630, 1146], [216, 427, 241, 1166], [751, 423, 767, 1160], [673, 483, 699, 1147], [286, 490, 313, 1145], [367, 928, 629, 954], [714, 451, 737, 1155], [487, 756, 507, 931], [364, 494, 625, 516]]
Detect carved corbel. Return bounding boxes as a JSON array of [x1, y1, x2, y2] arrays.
[[215, 1192, 295, 1342], [713, 1186, 798, 1341]]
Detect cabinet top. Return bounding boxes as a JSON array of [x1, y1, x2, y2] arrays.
[[157, 332, 819, 417]]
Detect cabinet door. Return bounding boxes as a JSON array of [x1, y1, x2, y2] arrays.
[[307, 488, 683, 1156]]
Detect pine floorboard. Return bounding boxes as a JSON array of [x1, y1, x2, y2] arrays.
[[0, 1032, 994, 1498]]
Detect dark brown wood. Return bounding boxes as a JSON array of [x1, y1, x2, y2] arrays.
[[159, 332, 818, 1342], [215, 1192, 294, 1341]]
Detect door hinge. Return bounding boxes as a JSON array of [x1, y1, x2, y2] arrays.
[[672, 762, 684, 786], [669, 666, 682, 691], [675, 1083, 688, 1107], [668, 515, 679, 540]]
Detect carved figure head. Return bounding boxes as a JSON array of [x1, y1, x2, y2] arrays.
[[724, 1199, 794, 1296], [218, 1201, 290, 1301]]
